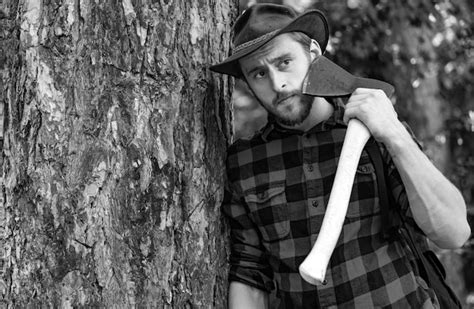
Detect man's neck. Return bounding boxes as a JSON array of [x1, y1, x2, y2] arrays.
[[279, 97, 334, 132]]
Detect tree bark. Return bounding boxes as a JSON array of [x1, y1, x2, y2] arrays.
[[0, 0, 235, 307]]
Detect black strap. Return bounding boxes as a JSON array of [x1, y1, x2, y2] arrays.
[[365, 139, 394, 239]]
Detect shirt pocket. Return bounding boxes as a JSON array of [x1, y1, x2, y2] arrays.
[[346, 157, 380, 218], [244, 183, 290, 242]]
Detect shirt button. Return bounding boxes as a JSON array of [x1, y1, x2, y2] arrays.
[[312, 200, 319, 207], [307, 165, 314, 172], [257, 192, 267, 200]]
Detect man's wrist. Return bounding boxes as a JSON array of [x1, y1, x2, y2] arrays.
[[382, 121, 417, 157]]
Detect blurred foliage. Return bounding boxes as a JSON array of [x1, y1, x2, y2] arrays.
[[235, 0, 473, 306]]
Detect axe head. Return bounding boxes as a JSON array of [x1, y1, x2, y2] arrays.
[[302, 56, 395, 98]]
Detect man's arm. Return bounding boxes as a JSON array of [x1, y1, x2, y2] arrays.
[[344, 88, 471, 249], [229, 281, 268, 309], [382, 120, 469, 248], [221, 171, 274, 307]]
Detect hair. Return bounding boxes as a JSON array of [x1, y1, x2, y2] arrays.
[[287, 31, 312, 52]]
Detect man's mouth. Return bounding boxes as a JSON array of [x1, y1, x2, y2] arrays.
[[276, 94, 296, 106]]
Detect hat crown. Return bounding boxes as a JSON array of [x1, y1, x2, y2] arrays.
[[233, 4, 297, 49]]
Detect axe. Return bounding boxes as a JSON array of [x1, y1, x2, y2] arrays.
[[298, 56, 395, 286], [302, 55, 394, 98]]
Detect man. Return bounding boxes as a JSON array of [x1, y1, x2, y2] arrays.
[[210, 4, 470, 308]]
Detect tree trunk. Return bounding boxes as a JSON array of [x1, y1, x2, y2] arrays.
[[0, 0, 235, 307]]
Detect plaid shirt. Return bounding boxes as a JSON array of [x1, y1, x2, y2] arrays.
[[223, 98, 438, 308]]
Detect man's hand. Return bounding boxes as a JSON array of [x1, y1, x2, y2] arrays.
[[344, 88, 402, 144]]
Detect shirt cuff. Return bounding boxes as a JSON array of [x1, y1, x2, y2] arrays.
[[228, 266, 275, 292]]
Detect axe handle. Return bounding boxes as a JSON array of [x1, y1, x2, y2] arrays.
[[299, 119, 371, 285]]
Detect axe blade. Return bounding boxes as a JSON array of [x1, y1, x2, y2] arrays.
[[302, 56, 395, 98]]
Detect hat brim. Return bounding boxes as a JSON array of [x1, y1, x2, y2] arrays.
[[209, 9, 329, 78]]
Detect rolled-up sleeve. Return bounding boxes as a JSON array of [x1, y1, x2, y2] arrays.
[[222, 184, 275, 292]]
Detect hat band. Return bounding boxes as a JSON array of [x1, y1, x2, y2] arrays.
[[233, 29, 280, 54]]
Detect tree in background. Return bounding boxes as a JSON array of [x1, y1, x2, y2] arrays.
[[235, 0, 473, 307], [0, 0, 234, 307]]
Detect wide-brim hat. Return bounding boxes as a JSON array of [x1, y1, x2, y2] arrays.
[[209, 4, 329, 78]]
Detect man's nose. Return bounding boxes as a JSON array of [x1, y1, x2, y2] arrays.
[[269, 71, 287, 92]]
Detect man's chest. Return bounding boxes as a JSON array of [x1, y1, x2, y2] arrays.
[[230, 131, 381, 240]]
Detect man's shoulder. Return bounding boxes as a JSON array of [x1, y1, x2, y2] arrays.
[[225, 129, 272, 178], [227, 130, 267, 156]]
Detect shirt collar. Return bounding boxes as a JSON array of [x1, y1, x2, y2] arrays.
[[261, 97, 348, 142]]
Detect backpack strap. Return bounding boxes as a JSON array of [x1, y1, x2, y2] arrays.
[[365, 138, 397, 239]]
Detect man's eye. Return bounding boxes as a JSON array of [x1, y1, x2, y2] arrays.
[[280, 59, 291, 67], [254, 71, 266, 79]]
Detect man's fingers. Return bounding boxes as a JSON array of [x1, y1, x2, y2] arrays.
[[352, 87, 386, 94], [343, 108, 363, 124], [344, 87, 397, 125], [350, 88, 390, 103], [345, 97, 368, 106], [343, 105, 359, 124]]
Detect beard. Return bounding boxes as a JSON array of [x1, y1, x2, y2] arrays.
[[268, 91, 314, 127]]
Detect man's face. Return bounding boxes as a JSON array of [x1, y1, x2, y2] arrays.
[[239, 33, 318, 127]]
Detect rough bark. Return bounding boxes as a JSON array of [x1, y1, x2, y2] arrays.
[[0, 0, 235, 307]]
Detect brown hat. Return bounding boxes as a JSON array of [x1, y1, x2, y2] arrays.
[[209, 4, 329, 78]]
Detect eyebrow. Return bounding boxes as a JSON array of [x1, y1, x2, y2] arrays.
[[244, 52, 293, 77]]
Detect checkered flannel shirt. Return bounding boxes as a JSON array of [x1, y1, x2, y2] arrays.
[[223, 98, 439, 308]]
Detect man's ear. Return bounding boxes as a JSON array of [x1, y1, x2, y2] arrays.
[[309, 39, 322, 61]]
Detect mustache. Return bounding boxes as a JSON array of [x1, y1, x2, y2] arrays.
[[273, 90, 301, 105]]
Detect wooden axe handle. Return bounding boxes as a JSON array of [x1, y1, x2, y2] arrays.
[[299, 119, 371, 285]]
